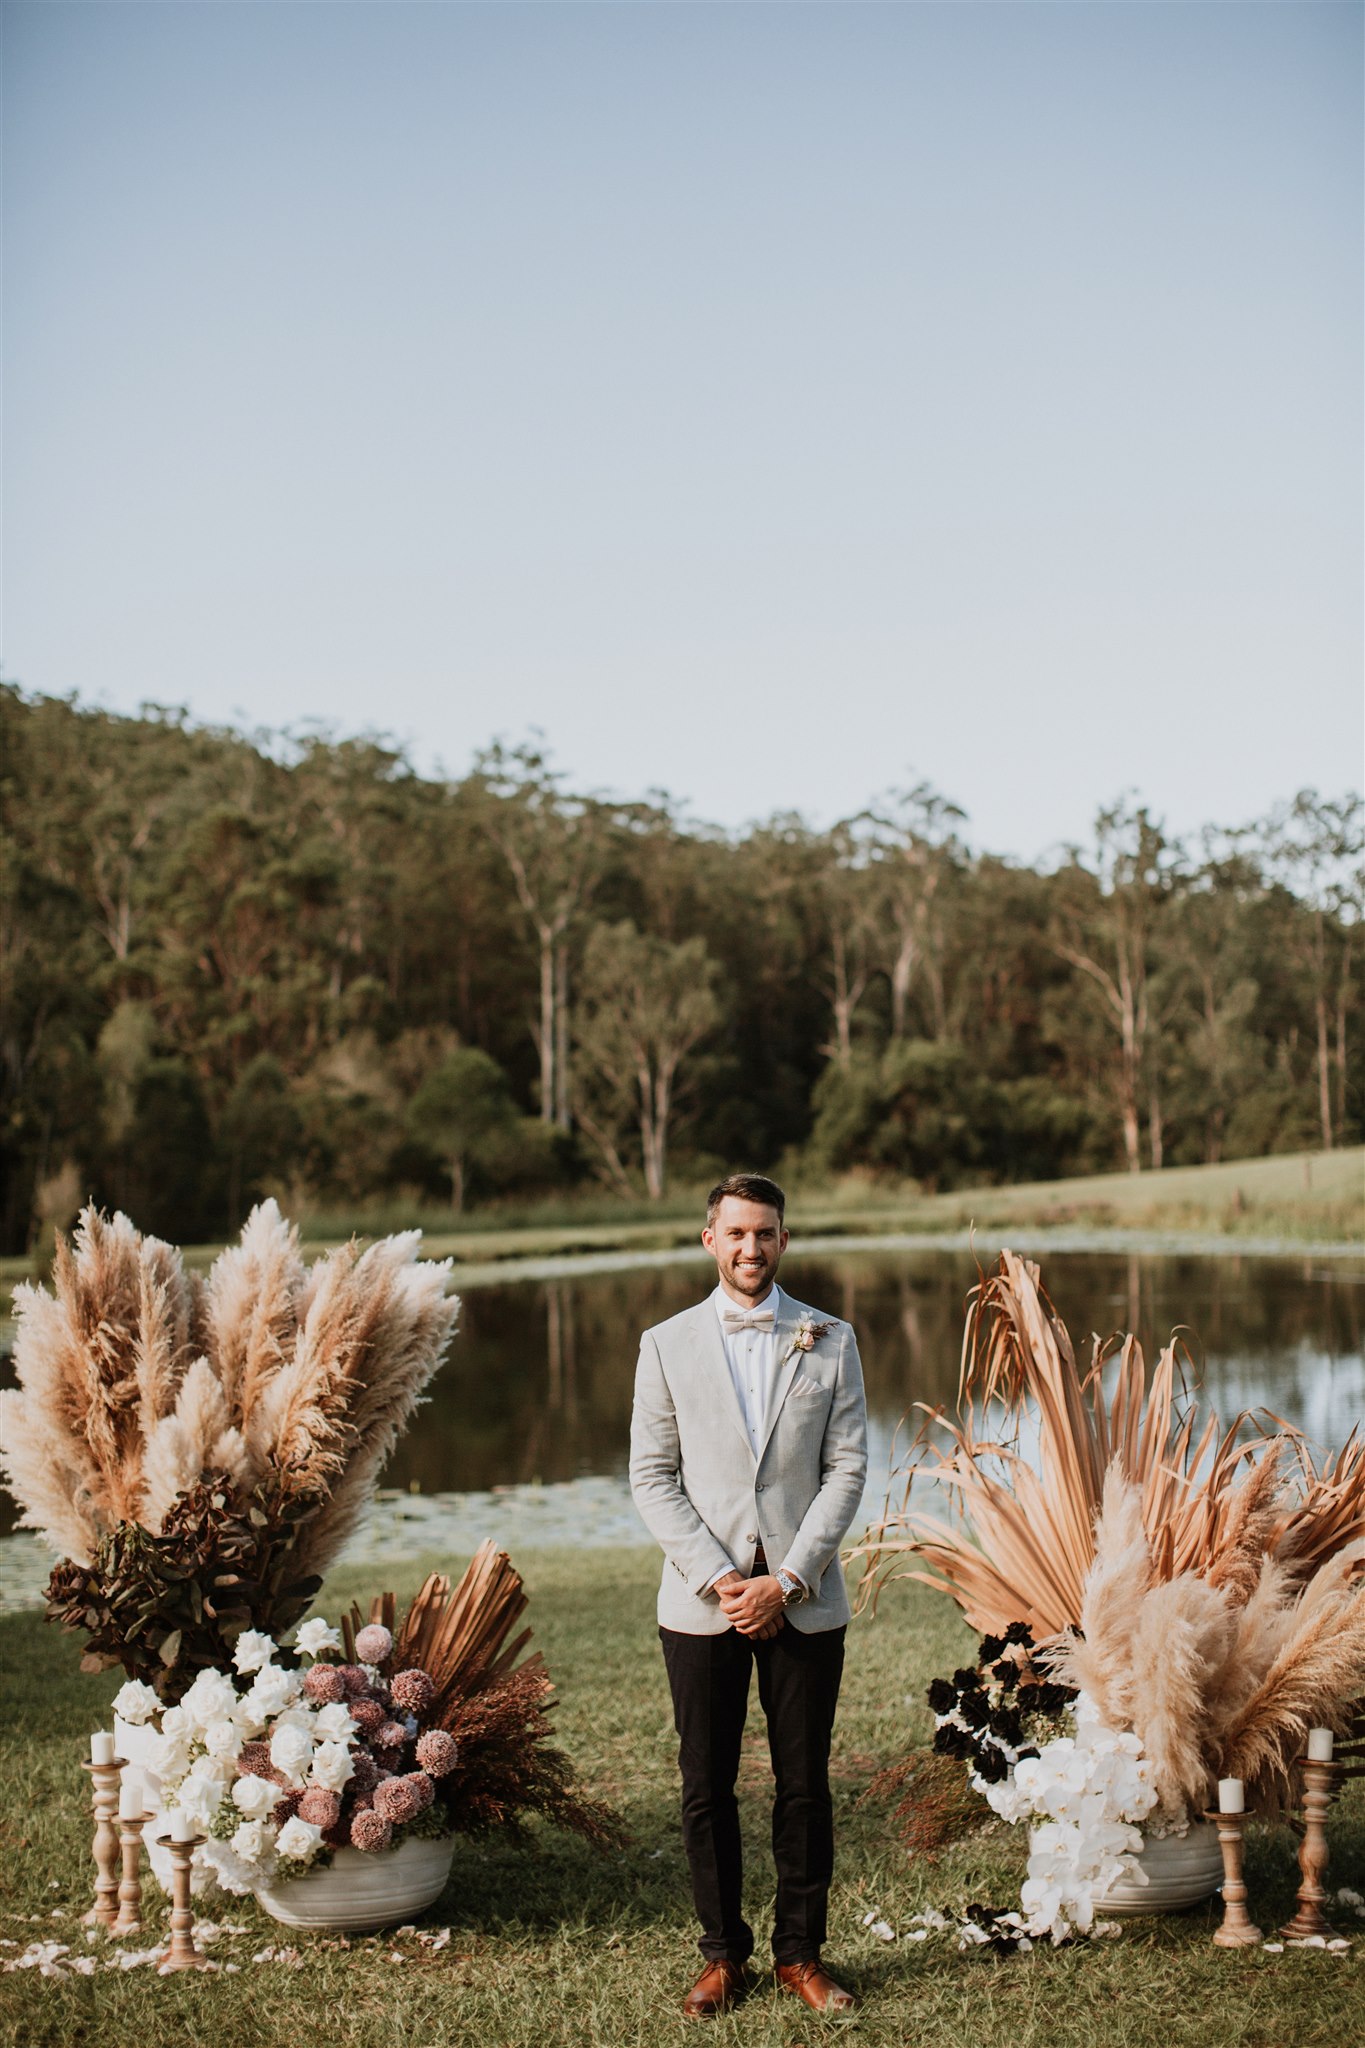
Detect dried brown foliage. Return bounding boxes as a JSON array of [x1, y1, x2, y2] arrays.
[[0, 1201, 459, 1578], [348, 1545, 621, 1846], [858, 1747, 989, 1861]]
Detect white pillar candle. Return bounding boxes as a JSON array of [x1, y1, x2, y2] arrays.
[[1307, 1727, 1334, 1762], [91, 1731, 116, 1766], [1218, 1777, 1245, 1812], [118, 1776, 143, 1820], [170, 1809, 195, 1842]]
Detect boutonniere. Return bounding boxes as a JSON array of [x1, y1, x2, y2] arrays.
[[781, 1316, 834, 1365]]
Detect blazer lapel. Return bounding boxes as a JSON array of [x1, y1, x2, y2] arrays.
[[757, 1305, 803, 1466], [690, 1304, 755, 1460]]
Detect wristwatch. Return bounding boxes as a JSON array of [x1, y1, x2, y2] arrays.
[[776, 1568, 805, 1607]]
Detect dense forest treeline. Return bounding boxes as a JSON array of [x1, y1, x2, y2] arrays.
[[1, 684, 1360, 1254]]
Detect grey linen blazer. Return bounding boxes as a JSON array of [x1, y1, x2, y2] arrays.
[[628, 1292, 869, 1635]]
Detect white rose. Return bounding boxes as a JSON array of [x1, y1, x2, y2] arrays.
[[309, 1741, 355, 1793], [312, 1703, 357, 1744], [181, 1669, 239, 1730], [175, 1776, 222, 1827], [294, 1619, 341, 1659], [159, 1705, 191, 1742], [232, 1630, 277, 1675], [274, 1816, 324, 1863], [228, 1819, 269, 1864], [151, 1735, 192, 1785], [272, 1703, 317, 1735], [112, 1680, 161, 1726], [231, 1774, 277, 1821], [204, 1718, 244, 1762], [269, 1724, 313, 1789], [247, 1666, 302, 1720]]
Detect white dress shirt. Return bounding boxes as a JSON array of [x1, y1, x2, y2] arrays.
[[713, 1279, 785, 1457], [706, 1282, 806, 1597]]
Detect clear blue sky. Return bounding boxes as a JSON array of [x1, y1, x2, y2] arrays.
[[4, 1, 1361, 860]]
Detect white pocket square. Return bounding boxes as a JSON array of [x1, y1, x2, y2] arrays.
[[791, 1373, 827, 1398]]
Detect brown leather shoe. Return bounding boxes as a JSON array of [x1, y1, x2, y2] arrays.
[[683, 1958, 751, 2018], [774, 1959, 857, 2014]]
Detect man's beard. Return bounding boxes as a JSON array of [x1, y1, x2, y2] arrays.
[[722, 1252, 780, 1299]]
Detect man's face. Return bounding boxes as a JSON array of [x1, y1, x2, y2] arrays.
[[702, 1197, 789, 1302]]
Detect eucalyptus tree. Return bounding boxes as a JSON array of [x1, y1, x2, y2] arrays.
[[573, 921, 721, 1199]]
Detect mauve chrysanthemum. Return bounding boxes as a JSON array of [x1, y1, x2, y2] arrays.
[[349, 1809, 393, 1854], [415, 1730, 458, 1777], [350, 1698, 386, 1735], [373, 1776, 421, 1825], [272, 1790, 303, 1826], [236, 1741, 274, 1779], [297, 1787, 342, 1830], [349, 1751, 381, 1796], [323, 1818, 351, 1849], [354, 1624, 393, 1665], [303, 1664, 347, 1705], [377, 1720, 408, 1751], [403, 1771, 435, 1813], [389, 1669, 435, 1717], [336, 1664, 370, 1699]]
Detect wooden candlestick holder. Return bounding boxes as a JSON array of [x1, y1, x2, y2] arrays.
[[1204, 1809, 1262, 1947], [1281, 1758, 1343, 1940], [154, 1832, 211, 1973], [111, 1806, 150, 1937], [79, 1756, 126, 1931]]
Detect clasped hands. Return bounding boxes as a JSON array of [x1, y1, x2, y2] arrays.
[[713, 1569, 785, 1639]]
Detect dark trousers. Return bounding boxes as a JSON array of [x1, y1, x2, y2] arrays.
[[659, 1622, 846, 1967]]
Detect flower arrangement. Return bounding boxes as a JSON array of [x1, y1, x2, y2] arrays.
[[113, 1616, 458, 1893], [0, 1202, 459, 1698], [784, 1316, 833, 1363], [113, 1543, 618, 1895], [975, 1698, 1158, 1943], [926, 1623, 1077, 1784]]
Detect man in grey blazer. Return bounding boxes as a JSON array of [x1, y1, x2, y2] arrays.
[[629, 1173, 868, 2018]]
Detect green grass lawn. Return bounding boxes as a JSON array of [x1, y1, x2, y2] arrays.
[[2, 1547, 1361, 2047]]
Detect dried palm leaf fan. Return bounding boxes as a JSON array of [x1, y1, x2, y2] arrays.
[[342, 1544, 619, 1845], [850, 1249, 1365, 1639]]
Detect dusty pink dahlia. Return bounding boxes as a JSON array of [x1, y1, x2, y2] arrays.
[[350, 1698, 386, 1735], [372, 1776, 421, 1825], [376, 1720, 408, 1751], [415, 1730, 458, 1777], [349, 1809, 393, 1854], [336, 1664, 370, 1699], [297, 1787, 342, 1830], [389, 1669, 436, 1717], [349, 1751, 381, 1796], [403, 1771, 435, 1813], [354, 1624, 394, 1665], [272, 1790, 303, 1826], [303, 1664, 347, 1705], [236, 1742, 273, 1779]]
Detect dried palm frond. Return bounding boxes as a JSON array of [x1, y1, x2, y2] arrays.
[[849, 1250, 1365, 1638]]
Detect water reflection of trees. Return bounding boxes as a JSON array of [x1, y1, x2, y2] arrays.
[[384, 1252, 1364, 1495]]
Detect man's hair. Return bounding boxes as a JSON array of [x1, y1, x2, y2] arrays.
[[705, 1173, 786, 1228]]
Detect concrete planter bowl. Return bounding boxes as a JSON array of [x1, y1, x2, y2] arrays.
[[1093, 1821, 1225, 1917], [254, 1834, 456, 1932]]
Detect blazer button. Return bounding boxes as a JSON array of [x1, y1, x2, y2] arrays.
[[744, 1532, 756, 1544], [755, 1483, 766, 1493]]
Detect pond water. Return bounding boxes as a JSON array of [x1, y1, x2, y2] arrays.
[[384, 1244, 1365, 1498]]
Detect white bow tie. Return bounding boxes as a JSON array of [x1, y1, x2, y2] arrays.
[[722, 1307, 774, 1331]]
